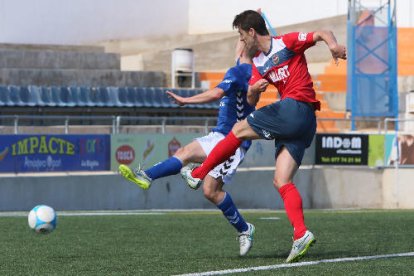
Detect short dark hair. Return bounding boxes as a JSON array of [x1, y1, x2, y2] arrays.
[[232, 10, 269, 36]]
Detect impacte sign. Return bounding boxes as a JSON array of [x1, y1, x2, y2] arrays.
[[0, 135, 110, 172]]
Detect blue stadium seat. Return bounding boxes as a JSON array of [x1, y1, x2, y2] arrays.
[[89, 87, 104, 107], [0, 85, 12, 106], [60, 86, 76, 107], [8, 85, 24, 106], [148, 87, 162, 108], [153, 87, 170, 108], [136, 87, 152, 107], [78, 87, 95, 107], [69, 86, 84, 107], [89, 87, 106, 107], [28, 85, 45, 106], [128, 87, 144, 108], [40, 86, 57, 107], [50, 86, 66, 107], [107, 87, 122, 107], [19, 86, 36, 107], [179, 89, 197, 109], [118, 87, 133, 107], [165, 88, 180, 107]]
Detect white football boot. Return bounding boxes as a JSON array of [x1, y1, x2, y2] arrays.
[[180, 164, 202, 190], [237, 222, 255, 256], [285, 230, 316, 263]]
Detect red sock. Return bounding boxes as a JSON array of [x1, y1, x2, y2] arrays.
[[278, 183, 307, 240], [192, 131, 242, 179]]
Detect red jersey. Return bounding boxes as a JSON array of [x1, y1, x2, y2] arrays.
[[249, 32, 320, 110]]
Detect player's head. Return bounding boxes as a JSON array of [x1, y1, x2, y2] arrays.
[[233, 10, 269, 53], [233, 10, 268, 35]]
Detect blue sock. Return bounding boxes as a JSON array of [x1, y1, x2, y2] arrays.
[[217, 192, 248, 233], [144, 156, 183, 180]]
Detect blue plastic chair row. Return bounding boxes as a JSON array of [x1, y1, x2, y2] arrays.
[[0, 85, 220, 109]]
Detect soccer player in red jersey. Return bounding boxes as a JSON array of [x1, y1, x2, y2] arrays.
[[182, 10, 347, 263]]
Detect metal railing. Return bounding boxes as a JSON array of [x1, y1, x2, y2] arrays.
[[0, 115, 218, 135], [1, 115, 413, 135], [317, 117, 384, 133]]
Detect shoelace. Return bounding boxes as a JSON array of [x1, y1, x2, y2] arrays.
[[133, 164, 151, 181], [237, 233, 249, 247]]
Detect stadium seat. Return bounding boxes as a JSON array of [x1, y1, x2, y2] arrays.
[[179, 89, 197, 108], [153, 87, 170, 108], [165, 88, 180, 108], [125, 87, 140, 107], [8, 85, 24, 106], [60, 86, 76, 107], [69, 86, 85, 107], [97, 87, 113, 107], [89, 87, 105, 107], [0, 85, 12, 106], [136, 87, 153, 108], [50, 86, 66, 107], [108, 86, 123, 107], [28, 85, 45, 106], [78, 87, 95, 107], [19, 86, 36, 107], [118, 87, 133, 107], [40, 86, 57, 107]]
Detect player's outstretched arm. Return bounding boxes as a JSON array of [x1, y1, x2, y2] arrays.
[[313, 30, 347, 64], [166, 88, 225, 106]]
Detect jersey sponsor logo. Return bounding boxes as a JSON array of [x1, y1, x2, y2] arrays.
[[272, 54, 280, 65], [222, 79, 233, 84], [268, 65, 290, 83], [298, 32, 308, 41], [254, 38, 295, 76]]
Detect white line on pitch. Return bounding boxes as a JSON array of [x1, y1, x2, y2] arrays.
[[173, 252, 414, 276], [0, 211, 166, 217]]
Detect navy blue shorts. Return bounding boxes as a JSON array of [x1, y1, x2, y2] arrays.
[[246, 98, 316, 166]]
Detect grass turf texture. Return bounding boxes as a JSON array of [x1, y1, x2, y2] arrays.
[[0, 210, 413, 275]]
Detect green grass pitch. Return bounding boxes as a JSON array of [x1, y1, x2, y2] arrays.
[[0, 210, 413, 275]]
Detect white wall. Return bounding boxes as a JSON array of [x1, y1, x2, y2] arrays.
[[188, 0, 413, 34], [188, 0, 348, 34], [0, 0, 189, 45], [0, 0, 412, 45]]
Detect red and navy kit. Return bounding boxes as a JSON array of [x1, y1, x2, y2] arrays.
[[249, 32, 320, 110]]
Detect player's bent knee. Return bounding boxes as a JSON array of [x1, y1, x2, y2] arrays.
[[203, 189, 215, 202], [273, 178, 291, 190], [174, 147, 190, 161], [232, 120, 253, 139], [203, 185, 220, 203]]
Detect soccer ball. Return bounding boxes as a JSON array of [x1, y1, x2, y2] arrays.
[[28, 205, 57, 233]]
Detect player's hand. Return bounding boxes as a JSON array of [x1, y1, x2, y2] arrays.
[[166, 90, 186, 106], [330, 44, 347, 65], [251, 79, 269, 93]]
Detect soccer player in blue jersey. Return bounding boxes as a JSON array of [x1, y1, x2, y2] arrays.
[[119, 41, 263, 256]]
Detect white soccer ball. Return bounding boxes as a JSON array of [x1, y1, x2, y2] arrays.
[[28, 205, 57, 233]]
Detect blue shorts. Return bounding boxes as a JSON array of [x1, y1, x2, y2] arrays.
[[246, 98, 316, 166]]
